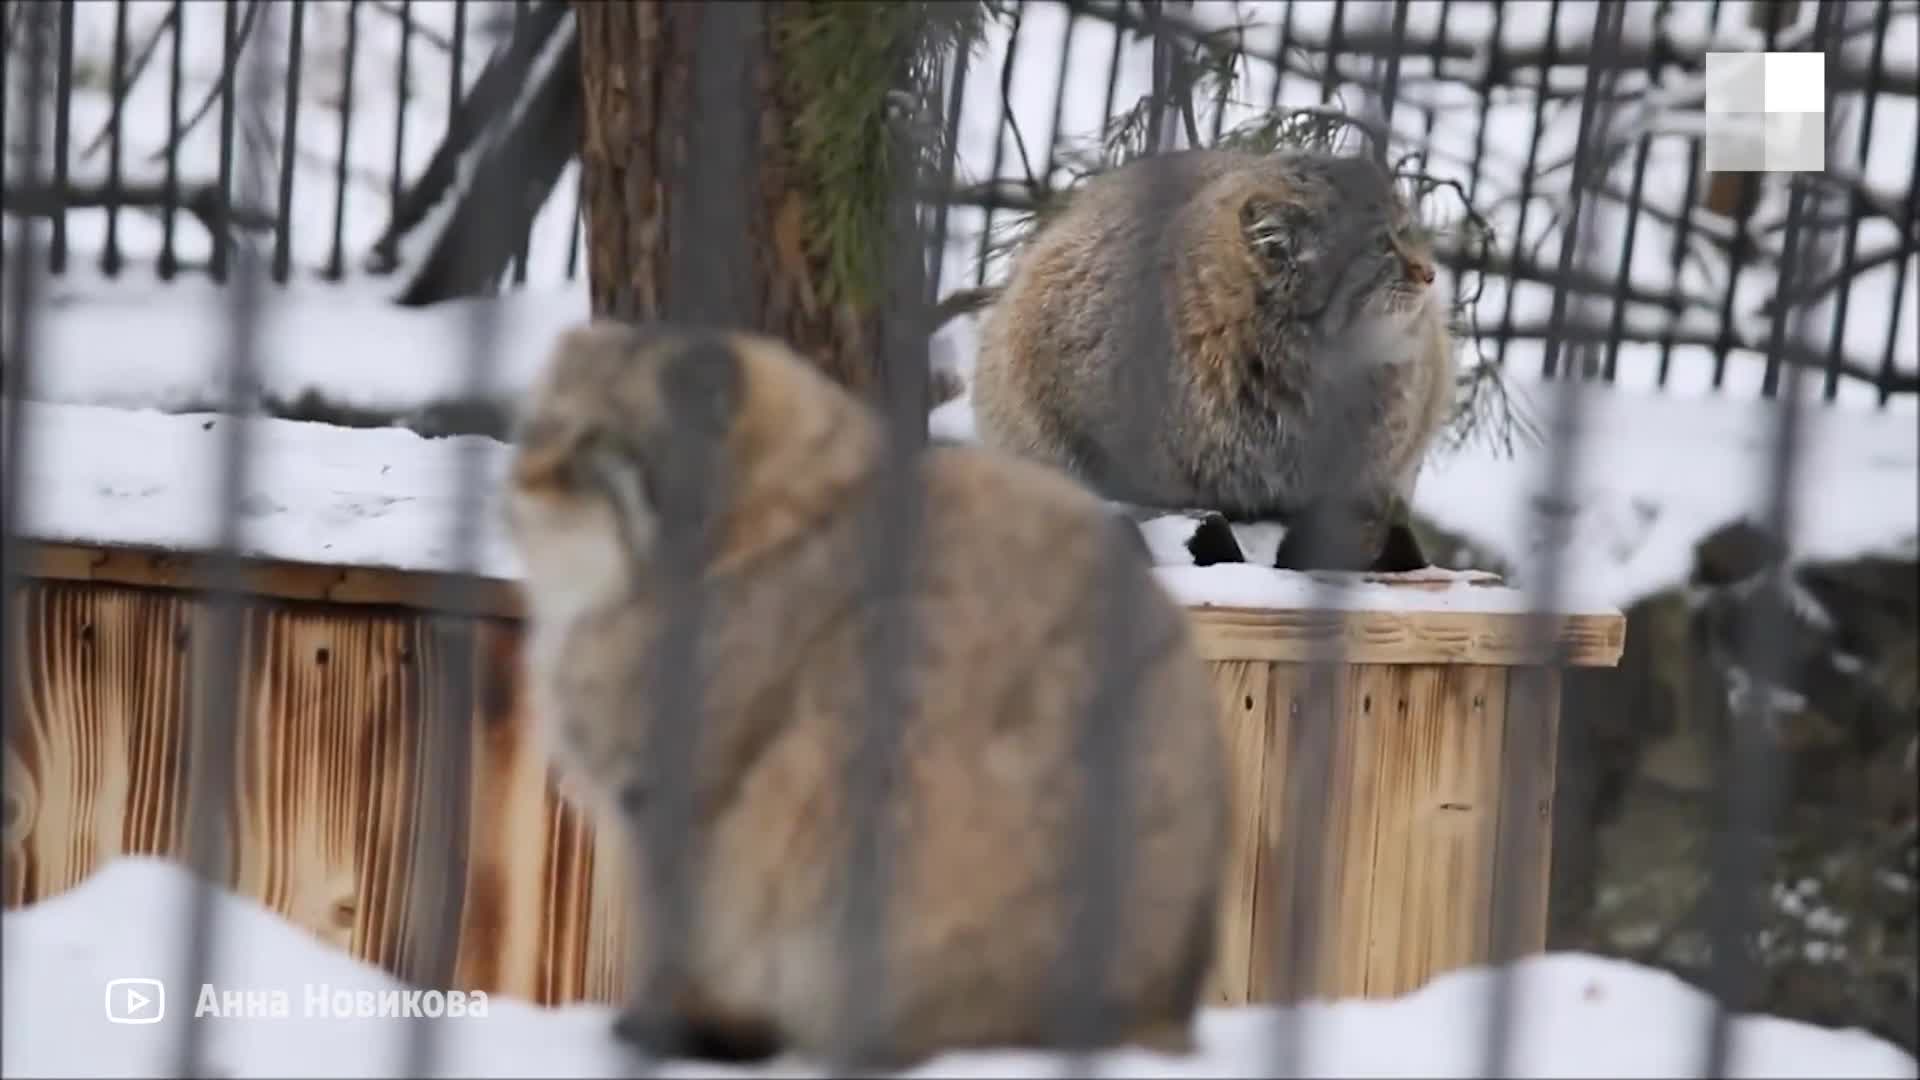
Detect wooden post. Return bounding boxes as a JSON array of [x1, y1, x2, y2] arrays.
[[1191, 589, 1624, 1004], [4, 542, 1623, 1009]]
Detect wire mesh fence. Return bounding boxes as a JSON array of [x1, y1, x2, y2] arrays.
[[3, 0, 1916, 1077], [2, 0, 1915, 402]]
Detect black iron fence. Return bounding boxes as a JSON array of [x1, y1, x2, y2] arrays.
[[3, 0, 1916, 1076], [1, 0, 1915, 402]]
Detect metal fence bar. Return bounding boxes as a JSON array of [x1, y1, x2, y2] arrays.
[[974, 0, 1026, 290], [272, 0, 307, 284], [170, 1, 279, 1073], [1316, 0, 1347, 103], [1600, 6, 1668, 384], [1874, 130, 1919, 406], [48, 0, 74, 275], [1705, 4, 1789, 394], [1819, 0, 1893, 402], [828, 20, 947, 1065], [327, 0, 360, 282], [1697, 156, 1825, 1080], [1052, 8, 1183, 1065], [159, 0, 185, 279], [449, 0, 467, 120], [1376, 0, 1409, 133], [1041, 6, 1077, 183], [1699, 6, 1844, 1071], [1414, 2, 1448, 182], [101, 0, 130, 277], [0, 24, 57, 1064], [508, 0, 531, 285], [387, 12, 513, 1076], [391, 0, 414, 217], [1262, 10, 1410, 1076], [604, 6, 762, 1072], [1481, 2, 1625, 1074], [210, 0, 239, 283], [1653, 0, 1724, 389], [1491, 0, 1560, 374], [564, 171, 581, 281], [1451, 0, 1500, 317]]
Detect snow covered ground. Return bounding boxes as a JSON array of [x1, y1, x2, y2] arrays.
[[11, 314, 1913, 612], [4, 857, 1915, 1079]]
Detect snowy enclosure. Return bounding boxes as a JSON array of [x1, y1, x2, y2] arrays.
[[3, 0, 1919, 1076], [4, 857, 1917, 1079]]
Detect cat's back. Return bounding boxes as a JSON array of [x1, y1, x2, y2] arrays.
[[908, 444, 1216, 743], [971, 148, 1303, 495], [982, 148, 1261, 331]]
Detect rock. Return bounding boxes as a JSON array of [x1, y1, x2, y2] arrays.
[[1548, 519, 1917, 1056]]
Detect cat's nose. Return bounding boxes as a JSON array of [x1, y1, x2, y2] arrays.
[[1406, 259, 1436, 285]]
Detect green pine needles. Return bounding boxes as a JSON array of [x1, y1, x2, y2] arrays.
[[774, 1, 989, 309]]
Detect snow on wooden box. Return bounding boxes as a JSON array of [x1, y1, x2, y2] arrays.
[[3, 403, 1625, 1012]]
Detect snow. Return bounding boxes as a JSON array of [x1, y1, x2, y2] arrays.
[[926, 368, 1917, 610], [9, 0, 1910, 620], [10, 398, 521, 580], [17, 273, 584, 420], [4, 856, 1914, 1079], [9, 314, 1916, 614], [1161, 564, 1618, 616]]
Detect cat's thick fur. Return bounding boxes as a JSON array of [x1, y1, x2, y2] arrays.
[[970, 147, 1457, 571], [504, 320, 1229, 1069]]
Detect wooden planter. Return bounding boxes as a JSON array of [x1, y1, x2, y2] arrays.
[[3, 540, 1623, 1010], [1189, 592, 1623, 1004]]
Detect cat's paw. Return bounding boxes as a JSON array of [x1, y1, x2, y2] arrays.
[[1368, 522, 1431, 574], [1186, 512, 1247, 566]]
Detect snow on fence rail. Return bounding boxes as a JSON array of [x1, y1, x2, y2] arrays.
[[3, 2, 1917, 1078]]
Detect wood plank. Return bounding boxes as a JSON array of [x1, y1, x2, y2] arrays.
[[1489, 667, 1563, 963], [1357, 664, 1508, 997], [4, 583, 191, 906], [21, 542, 1626, 670], [228, 604, 426, 958], [1253, 661, 1376, 1003], [457, 618, 559, 1000], [0, 580, 629, 1007], [1202, 660, 1271, 1006], [1189, 607, 1625, 669], [21, 541, 525, 621], [1316, 665, 1395, 998]]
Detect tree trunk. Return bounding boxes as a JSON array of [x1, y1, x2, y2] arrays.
[[571, 1, 908, 401]]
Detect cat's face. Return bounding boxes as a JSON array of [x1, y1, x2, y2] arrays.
[[1240, 152, 1437, 334], [505, 321, 741, 607]]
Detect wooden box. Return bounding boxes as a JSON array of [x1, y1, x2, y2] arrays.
[[5, 542, 1622, 1009]]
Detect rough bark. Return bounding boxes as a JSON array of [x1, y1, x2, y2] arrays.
[[574, 1, 674, 322], [572, 1, 888, 399]]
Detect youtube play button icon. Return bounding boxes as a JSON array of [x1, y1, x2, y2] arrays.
[[105, 978, 166, 1024]]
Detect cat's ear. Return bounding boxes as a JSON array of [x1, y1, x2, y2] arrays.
[[658, 335, 745, 447], [1239, 195, 1312, 271], [645, 335, 744, 528]]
